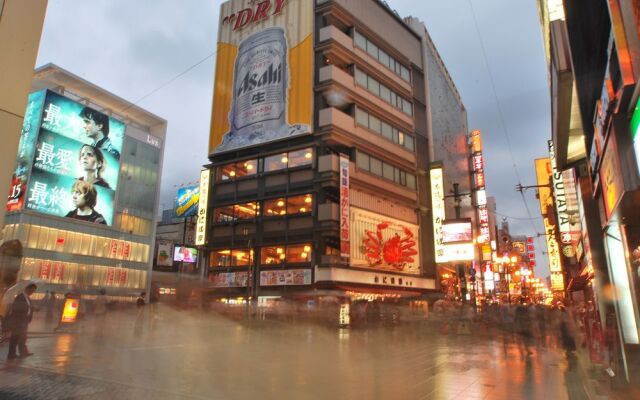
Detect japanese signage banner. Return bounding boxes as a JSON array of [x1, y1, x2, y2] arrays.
[[544, 217, 562, 274], [430, 165, 447, 263], [7, 90, 46, 212], [7, 90, 124, 225], [209, 271, 249, 287], [209, 0, 314, 153], [599, 134, 623, 219], [195, 169, 210, 246], [175, 185, 200, 218], [549, 140, 573, 243], [340, 154, 350, 259], [260, 268, 312, 286], [534, 157, 552, 215]]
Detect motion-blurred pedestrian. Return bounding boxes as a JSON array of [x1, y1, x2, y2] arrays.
[[5, 283, 37, 360], [43, 291, 57, 324], [515, 299, 534, 356]]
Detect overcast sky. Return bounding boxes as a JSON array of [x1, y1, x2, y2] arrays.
[[36, 0, 552, 276]]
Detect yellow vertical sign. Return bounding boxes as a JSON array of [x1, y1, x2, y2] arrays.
[[195, 169, 211, 246]]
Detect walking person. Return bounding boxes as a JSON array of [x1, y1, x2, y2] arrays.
[[43, 291, 57, 324], [5, 283, 37, 360]]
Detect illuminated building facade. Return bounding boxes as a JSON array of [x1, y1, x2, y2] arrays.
[[201, 0, 477, 308], [1, 64, 167, 297], [538, 0, 640, 383]]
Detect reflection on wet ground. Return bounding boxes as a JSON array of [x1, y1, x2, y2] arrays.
[[0, 305, 592, 400]]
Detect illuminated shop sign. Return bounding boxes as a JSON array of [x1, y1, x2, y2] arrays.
[[549, 140, 570, 233], [599, 135, 624, 219], [534, 157, 552, 215], [209, 271, 248, 287], [210, 0, 313, 153], [544, 217, 562, 274], [475, 170, 485, 188], [476, 189, 487, 206], [430, 165, 447, 263], [156, 240, 173, 267], [442, 219, 473, 244], [351, 207, 420, 274], [471, 130, 482, 153], [314, 266, 436, 289], [631, 96, 640, 177], [175, 185, 200, 218], [340, 154, 350, 258], [195, 169, 210, 246], [478, 206, 489, 224], [442, 242, 475, 262], [7, 90, 124, 225], [473, 154, 484, 171], [260, 269, 311, 286]]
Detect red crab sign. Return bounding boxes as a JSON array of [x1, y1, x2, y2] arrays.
[[362, 222, 417, 270]]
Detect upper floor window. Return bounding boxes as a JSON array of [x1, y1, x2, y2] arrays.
[[354, 69, 413, 116], [355, 108, 415, 151], [356, 150, 417, 190], [354, 31, 411, 82]]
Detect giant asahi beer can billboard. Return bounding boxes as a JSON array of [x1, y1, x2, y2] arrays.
[[209, 0, 314, 153], [6, 90, 124, 225]]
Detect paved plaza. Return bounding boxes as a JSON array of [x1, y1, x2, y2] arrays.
[[0, 305, 599, 399]]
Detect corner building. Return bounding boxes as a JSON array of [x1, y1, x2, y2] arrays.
[[204, 0, 439, 313], [2, 64, 166, 299]]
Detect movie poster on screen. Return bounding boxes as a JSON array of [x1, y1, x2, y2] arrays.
[[209, 0, 314, 153], [175, 185, 200, 218], [15, 90, 124, 225], [6, 90, 46, 212]]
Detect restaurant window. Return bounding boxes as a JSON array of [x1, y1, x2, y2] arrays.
[[287, 194, 313, 214], [264, 153, 288, 172], [288, 148, 313, 168], [264, 198, 287, 216], [261, 246, 286, 265], [234, 202, 258, 220], [287, 244, 312, 263], [235, 159, 257, 178], [214, 205, 236, 223], [210, 250, 233, 267], [218, 163, 236, 181]]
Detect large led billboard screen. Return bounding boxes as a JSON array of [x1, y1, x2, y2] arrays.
[[6, 90, 124, 225], [441, 219, 473, 244], [175, 185, 200, 218], [209, 0, 314, 154]]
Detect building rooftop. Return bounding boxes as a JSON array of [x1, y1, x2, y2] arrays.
[[32, 63, 167, 135]]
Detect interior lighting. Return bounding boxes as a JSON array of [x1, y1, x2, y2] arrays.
[[277, 200, 285, 207], [276, 248, 283, 254], [281, 156, 288, 164], [301, 252, 308, 259], [299, 207, 306, 213], [229, 170, 236, 177], [280, 210, 286, 215], [305, 152, 312, 159], [303, 245, 311, 252], [304, 196, 312, 203], [279, 254, 286, 260], [246, 163, 253, 170]]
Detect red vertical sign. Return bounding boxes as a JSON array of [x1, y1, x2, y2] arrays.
[[340, 154, 350, 259]]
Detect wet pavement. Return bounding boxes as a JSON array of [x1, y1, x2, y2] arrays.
[[0, 305, 597, 399]]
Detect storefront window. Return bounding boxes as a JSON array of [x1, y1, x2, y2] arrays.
[[264, 153, 288, 172], [234, 202, 258, 220], [287, 244, 312, 263], [235, 159, 257, 178], [215, 205, 235, 223], [288, 148, 313, 168], [264, 198, 287, 216], [261, 246, 286, 265], [287, 194, 313, 214], [218, 163, 236, 181], [210, 250, 233, 267]]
